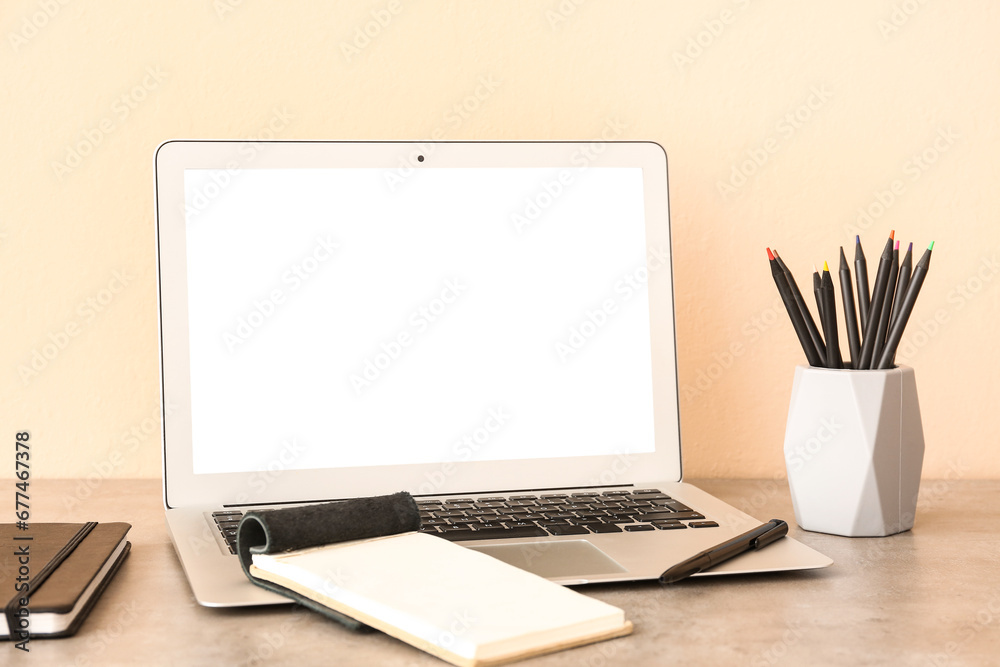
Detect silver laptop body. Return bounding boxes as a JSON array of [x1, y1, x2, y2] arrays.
[[155, 140, 830, 607]]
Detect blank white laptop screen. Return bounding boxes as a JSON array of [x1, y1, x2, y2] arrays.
[[183, 167, 655, 475]]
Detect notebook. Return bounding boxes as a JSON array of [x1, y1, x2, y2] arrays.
[[238, 495, 632, 666], [1, 522, 131, 640], [154, 140, 831, 607]]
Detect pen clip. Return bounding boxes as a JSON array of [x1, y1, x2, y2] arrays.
[[749, 519, 788, 550]]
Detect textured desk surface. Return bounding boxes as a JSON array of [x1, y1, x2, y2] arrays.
[[3, 478, 998, 666]]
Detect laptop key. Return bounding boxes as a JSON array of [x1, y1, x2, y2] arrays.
[[688, 521, 720, 528], [624, 524, 655, 532], [637, 511, 704, 521], [437, 526, 549, 541], [653, 522, 687, 530], [587, 523, 623, 533], [546, 525, 591, 536]]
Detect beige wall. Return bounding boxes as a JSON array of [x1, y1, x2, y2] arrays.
[[1, 1, 997, 481]]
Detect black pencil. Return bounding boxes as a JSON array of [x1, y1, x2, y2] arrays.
[[877, 242, 934, 369], [890, 242, 913, 330], [870, 240, 900, 368], [839, 247, 861, 369], [813, 265, 825, 324], [773, 251, 826, 362], [768, 249, 826, 367], [857, 231, 895, 369], [854, 235, 871, 337], [820, 262, 843, 369]]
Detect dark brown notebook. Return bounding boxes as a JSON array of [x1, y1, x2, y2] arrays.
[[1, 522, 131, 640]]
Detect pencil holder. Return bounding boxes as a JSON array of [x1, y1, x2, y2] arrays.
[[782, 365, 924, 537]]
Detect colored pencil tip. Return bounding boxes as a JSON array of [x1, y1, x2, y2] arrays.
[[929, 241, 935, 250], [890, 230, 895, 239], [856, 235, 861, 244], [894, 240, 900, 250], [767, 247, 775, 261], [908, 242, 913, 251], [823, 261, 829, 272]]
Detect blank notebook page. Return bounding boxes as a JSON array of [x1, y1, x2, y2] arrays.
[[250, 531, 627, 664]]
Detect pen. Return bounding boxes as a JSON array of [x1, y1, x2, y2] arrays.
[[854, 235, 871, 336], [659, 519, 789, 584], [857, 231, 894, 369], [774, 251, 826, 362], [768, 249, 826, 368], [839, 247, 861, 369]]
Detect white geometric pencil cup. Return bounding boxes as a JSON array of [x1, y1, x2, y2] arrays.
[[783, 365, 925, 537]]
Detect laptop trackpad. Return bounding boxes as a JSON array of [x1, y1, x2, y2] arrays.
[[468, 540, 627, 579]]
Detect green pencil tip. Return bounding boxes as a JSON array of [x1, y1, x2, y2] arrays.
[[929, 241, 935, 250]]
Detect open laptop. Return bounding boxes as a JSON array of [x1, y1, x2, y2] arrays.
[[155, 140, 831, 607]]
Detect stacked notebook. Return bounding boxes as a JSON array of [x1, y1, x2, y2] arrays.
[[237, 493, 631, 666], [1, 522, 131, 641]]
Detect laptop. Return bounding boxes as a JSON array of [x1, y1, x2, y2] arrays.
[[155, 140, 831, 607]]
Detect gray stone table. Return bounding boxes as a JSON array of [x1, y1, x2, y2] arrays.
[[3, 478, 998, 666]]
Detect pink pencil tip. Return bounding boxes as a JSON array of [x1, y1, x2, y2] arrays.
[[894, 240, 900, 250]]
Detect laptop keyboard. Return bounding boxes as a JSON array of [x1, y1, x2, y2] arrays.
[[210, 488, 717, 554]]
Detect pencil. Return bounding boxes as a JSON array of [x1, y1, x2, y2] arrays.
[[774, 251, 826, 362], [890, 242, 913, 330], [877, 242, 934, 369], [813, 265, 825, 324], [854, 235, 871, 336], [768, 249, 826, 367], [839, 247, 861, 369], [820, 262, 843, 369], [857, 231, 895, 369], [870, 240, 900, 368]]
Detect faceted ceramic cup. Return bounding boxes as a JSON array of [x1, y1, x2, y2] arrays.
[[783, 365, 925, 537]]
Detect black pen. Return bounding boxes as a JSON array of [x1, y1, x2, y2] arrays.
[[660, 519, 789, 584]]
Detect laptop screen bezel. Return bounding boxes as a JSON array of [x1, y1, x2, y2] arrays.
[[155, 140, 682, 508]]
